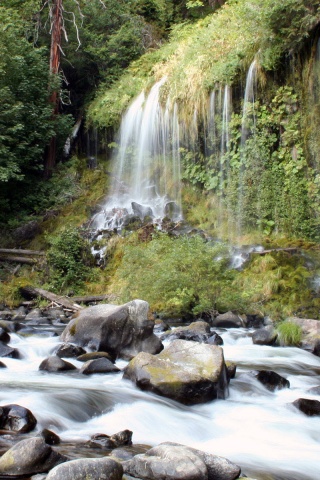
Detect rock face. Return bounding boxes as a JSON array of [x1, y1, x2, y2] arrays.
[[256, 370, 290, 391], [123, 442, 241, 480], [46, 456, 123, 480], [252, 326, 278, 346], [0, 404, 37, 433], [123, 339, 228, 405], [60, 300, 163, 360], [162, 321, 223, 345], [0, 437, 66, 475]]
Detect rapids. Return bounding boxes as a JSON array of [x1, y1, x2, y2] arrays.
[[1, 328, 320, 480]]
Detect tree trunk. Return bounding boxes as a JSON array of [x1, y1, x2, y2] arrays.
[[45, 0, 62, 178]]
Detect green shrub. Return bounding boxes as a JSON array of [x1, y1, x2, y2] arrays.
[[276, 321, 303, 346]]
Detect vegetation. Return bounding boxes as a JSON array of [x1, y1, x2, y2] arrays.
[[276, 321, 303, 346]]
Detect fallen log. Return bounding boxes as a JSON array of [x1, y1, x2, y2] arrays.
[[0, 249, 45, 256], [20, 286, 83, 312], [70, 294, 111, 304], [251, 247, 299, 256], [0, 255, 37, 265]]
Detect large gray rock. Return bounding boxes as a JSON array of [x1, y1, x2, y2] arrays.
[[161, 321, 223, 345], [0, 437, 66, 475], [256, 370, 290, 392], [123, 339, 228, 405], [0, 341, 20, 358], [131, 202, 153, 219], [46, 456, 123, 480], [60, 300, 163, 360], [211, 312, 245, 328], [252, 326, 278, 346], [39, 356, 77, 372], [79, 357, 120, 375], [123, 442, 241, 480], [0, 404, 37, 433]]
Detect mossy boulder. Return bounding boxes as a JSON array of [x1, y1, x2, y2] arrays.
[[60, 300, 163, 360], [123, 339, 228, 405]]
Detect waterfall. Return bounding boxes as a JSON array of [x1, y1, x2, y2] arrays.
[[237, 59, 258, 238], [93, 78, 182, 231]]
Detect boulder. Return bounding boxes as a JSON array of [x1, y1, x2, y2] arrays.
[[46, 456, 123, 480], [54, 343, 86, 358], [77, 351, 115, 363], [40, 428, 60, 445], [60, 300, 163, 360], [161, 321, 223, 345], [123, 339, 228, 405], [312, 339, 320, 357], [307, 386, 320, 395], [0, 360, 7, 368], [164, 201, 180, 220], [211, 312, 245, 328], [123, 442, 241, 480], [256, 370, 290, 392], [0, 341, 20, 359], [0, 328, 10, 343], [0, 404, 37, 433], [79, 357, 120, 375], [89, 429, 133, 449], [252, 326, 278, 346], [39, 356, 77, 372], [131, 202, 154, 219], [225, 361, 237, 380], [289, 317, 320, 352], [292, 398, 320, 416], [0, 437, 66, 475]]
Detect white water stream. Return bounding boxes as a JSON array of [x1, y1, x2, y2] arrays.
[[1, 329, 320, 479]]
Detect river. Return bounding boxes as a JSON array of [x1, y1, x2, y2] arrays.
[[1, 328, 320, 480]]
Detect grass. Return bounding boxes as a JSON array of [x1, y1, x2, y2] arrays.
[[276, 321, 303, 346]]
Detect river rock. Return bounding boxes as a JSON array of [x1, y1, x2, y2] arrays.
[[39, 356, 77, 372], [0, 437, 66, 475], [54, 343, 86, 358], [164, 201, 180, 219], [46, 456, 123, 480], [79, 357, 120, 375], [89, 429, 133, 449], [60, 300, 163, 360], [123, 339, 228, 405], [131, 202, 154, 219], [77, 351, 115, 363], [40, 428, 60, 445], [154, 319, 171, 333], [0, 404, 37, 433], [0, 340, 20, 358], [256, 370, 290, 391], [292, 398, 320, 416], [307, 385, 320, 395], [288, 317, 320, 352], [211, 312, 245, 328], [123, 442, 241, 480], [252, 326, 278, 346], [225, 361, 237, 380], [0, 328, 10, 343], [161, 321, 223, 345], [0, 360, 7, 368], [312, 339, 320, 357]]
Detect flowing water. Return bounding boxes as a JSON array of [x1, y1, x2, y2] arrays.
[[1, 328, 320, 479]]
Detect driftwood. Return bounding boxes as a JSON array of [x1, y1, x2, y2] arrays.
[[70, 294, 111, 304], [0, 255, 37, 265], [251, 247, 299, 256], [20, 286, 83, 312], [0, 249, 45, 256]]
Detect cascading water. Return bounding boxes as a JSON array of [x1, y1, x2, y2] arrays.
[[93, 78, 182, 231], [2, 328, 320, 479]]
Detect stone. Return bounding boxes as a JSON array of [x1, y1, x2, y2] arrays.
[[0, 341, 20, 359], [307, 386, 320, 395], [54, 343, 86, 358], [225, 361, 237, 380], [211, 312, 245, 328], [0, 328, 10, 343], [256, 370, 290, 391], [312, 339, 320, 357], [124, 442, 241, 480], [60, 300, 163, 360], [0, 437, 66, 475], [292, 398, 320, 416], [164, 201, 180, 220], [40, 428, 60, 445], [39, 356, 77, 372], [89, 429, 132, 449], [161, 321, 223, 345], [0, 360, 7, 368], [77, 351, 115, 363], [131, 202, 154, 219], [252, 326, 278, 346], [46, 456, 123, 480], [79, 357, 120, 375], [123, 339, 228, 405], [0, 404, 37, 433]]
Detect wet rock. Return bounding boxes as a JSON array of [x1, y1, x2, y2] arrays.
[[46, 456, 123, 480], [0, 360, 7, 368], [292, 398, 320, 416], [47, 308, 67, 324], [164, 201, 180, 220], [211, 312, 245, 328], [312, 339, 320, 357], [256, 370, 290, 392], [79, 357, 120, 375], [89, 429, 133, 449], [307, 386, 320, 395], [161, 321, 223, 345], [54, 343, 86, 358], [252, 326, 278, 346], [122, 214, 142, 229], [0, 437, 66, 475], [123, 442, 241, 480], [12, 306, 27, 322], [225, 361, 237, 380], [13, 220, 41, 242], [0, 327, 10, 343], [0, 310, 13, 321], [123, 339, 228, 405], [131, 202, 154, 219], [40, 428, 60, 445], [60, 300, 163, 360], [0, 341, 21, 359], [77, 351, 115, 363], [154, 319, 171, 333], [0, 404, 37, 433], [39, 356, 77, 372]]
